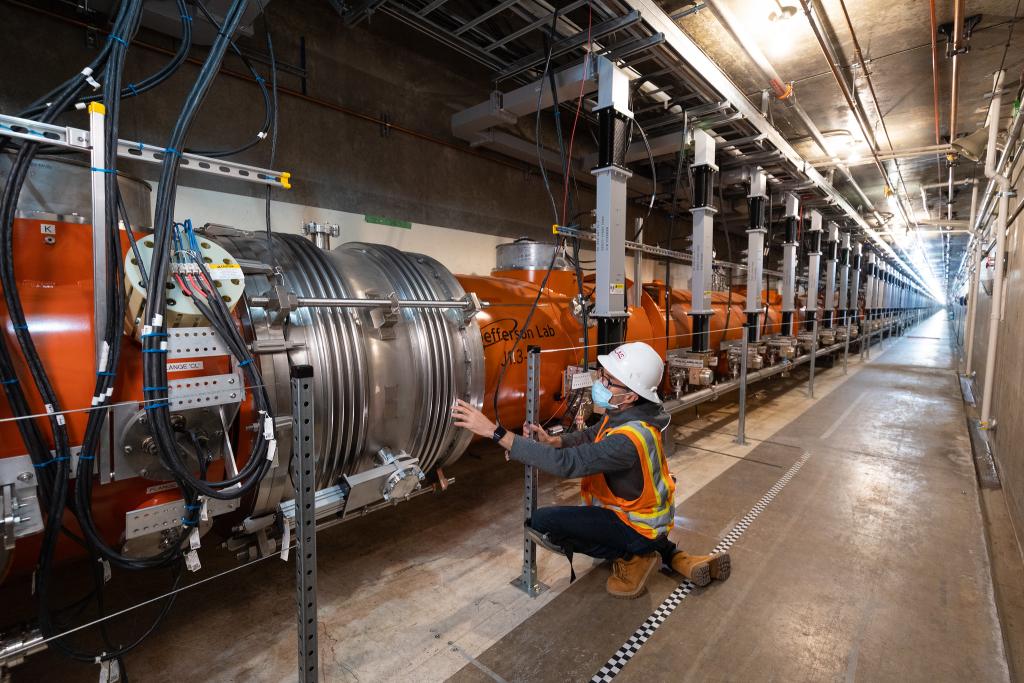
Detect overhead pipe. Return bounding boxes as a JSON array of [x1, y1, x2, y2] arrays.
[[979, 70, 1010, 429], [929, 0, 942, 144], [704, 0, 878, 217], [950, 0, 966, 140], [624, 0, 934, 297], [799, 0, 919, 266]]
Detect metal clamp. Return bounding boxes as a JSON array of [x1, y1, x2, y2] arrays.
[[368, 291, 401, 339]]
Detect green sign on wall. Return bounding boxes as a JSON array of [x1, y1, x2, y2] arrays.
[[364, 214, 412, 230]]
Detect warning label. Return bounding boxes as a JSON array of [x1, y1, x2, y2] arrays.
[[207, 263, 244, 281]]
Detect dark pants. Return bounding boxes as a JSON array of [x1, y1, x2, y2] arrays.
[[530, 505, 676, 562]]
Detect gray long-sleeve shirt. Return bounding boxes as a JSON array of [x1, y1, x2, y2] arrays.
[[508, 401, 671, 500]]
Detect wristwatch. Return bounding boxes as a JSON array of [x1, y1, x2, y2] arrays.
[[491, 425, 507, 443]]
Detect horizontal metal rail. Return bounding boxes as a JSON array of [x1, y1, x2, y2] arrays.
[[555, 225, 799, 280], [247, 296, 485, 310], [0, 113, 291, 190], [664, 339, 847, 414]]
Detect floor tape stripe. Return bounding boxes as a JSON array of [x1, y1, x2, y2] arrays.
[[590, 452, 811, 683]]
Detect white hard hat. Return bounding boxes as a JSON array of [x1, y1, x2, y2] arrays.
[[597, 341, 664, 404]]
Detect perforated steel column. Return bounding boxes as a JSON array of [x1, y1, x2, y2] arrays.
[[513, 346, 547, 596], [291, 365, 318, 683]]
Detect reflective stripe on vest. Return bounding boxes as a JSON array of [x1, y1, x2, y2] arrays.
[[580, 419, 676, 539]]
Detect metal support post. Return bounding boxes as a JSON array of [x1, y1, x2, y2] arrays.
[[808, 317, 819, 398], [735, 321, 749, 445], [513, 346, 547, 596], [963, 182, 981, 374], [290, 365, 318, 683], [780, 193, 799, 336], [745, 167, 767, 343], [823, 222, 838, 328], [843, 310, 852, 374], [689, 129, 719, 352], [864, 252, 876, 360], [88, 102, 108, 370], [804, 211, 823, 332], [632, 218, 644, 309], [592, 57, 632, 351]]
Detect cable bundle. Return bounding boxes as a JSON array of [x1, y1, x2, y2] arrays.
[[0, 0, 279, 668]]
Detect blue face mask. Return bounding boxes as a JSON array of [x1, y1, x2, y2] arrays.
[[591, 381, 617, 410]]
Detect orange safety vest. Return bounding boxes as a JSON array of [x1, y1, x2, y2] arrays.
[[580, 416, 676, 539]]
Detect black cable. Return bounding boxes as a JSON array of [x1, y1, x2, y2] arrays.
[[186, 0, 274, 158], [534, 13, 561, 225], [19, 0, 193, 119]]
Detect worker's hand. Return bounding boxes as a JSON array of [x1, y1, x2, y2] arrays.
[[523, 423, 558, 445], [452, 399, 496, 438]]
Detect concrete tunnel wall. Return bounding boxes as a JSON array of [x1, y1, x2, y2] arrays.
[[965, 169, 1024, 542], [0, 1, 686, 252]]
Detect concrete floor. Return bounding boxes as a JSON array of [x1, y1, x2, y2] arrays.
[[9, 313, 1012, 681]]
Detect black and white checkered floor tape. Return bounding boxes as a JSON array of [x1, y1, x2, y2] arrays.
[[590, 451, 811, 683]]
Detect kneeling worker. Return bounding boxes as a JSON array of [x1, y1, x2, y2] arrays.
[[453, 341, 730, 598]]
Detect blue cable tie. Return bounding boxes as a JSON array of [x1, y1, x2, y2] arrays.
[[237, 358, 253, 367], [180, 517, 198, 527], [1, 378, 17, 385], [181, 13, 193, 21], [54, 456, 69, 463], [97, 371, 116, 377], [184, 503, 201, 511], [90, 167, 116, 174], [107, 34, 128, 47], [142, 348, 168, 353], [141, 331, 168, 338], [33, 459, 55, 469], [144, 402, 170, 411], [137, 141, 144, 152], [126, 82, 139, 96], [143, 386, 167, 392], [13, 324, 28, 331], [255, 75, 265, 85], [78, 454, 95, 461], [164, 147, 180, 157]]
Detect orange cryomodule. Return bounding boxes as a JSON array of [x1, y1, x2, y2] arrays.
[[458, 264, 792, 430], [1, 216, 789, 582]]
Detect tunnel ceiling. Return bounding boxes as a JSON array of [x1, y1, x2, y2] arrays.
[[340, 0, 1023, 299]]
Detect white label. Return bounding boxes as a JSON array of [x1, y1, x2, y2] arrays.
[[99, 660, 121, 683], [675, 358, 706, 369], [609, 283, 625, 295], [145, 482, 177, 495], [40, 223, 56, 235], [185, 550, 201, 572], [167, 360, 203, 372], [570, 372, 594, 390], [207, 264, 244, 281], [101, 558, 111, 583], [280, 523, 290, 562], [200, 498, 209, 522], [188, 527, 201, 550]]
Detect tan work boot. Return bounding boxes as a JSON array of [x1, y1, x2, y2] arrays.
[[671, 551, 731, 585], [708, 552, 731, 581], [606, 553, 660, 599], [670, 551, 711, 586]]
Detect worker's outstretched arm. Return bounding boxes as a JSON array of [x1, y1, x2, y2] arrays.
[[507, 433, 635, 478], [452, 400, 633, 478]]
